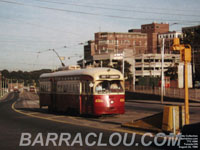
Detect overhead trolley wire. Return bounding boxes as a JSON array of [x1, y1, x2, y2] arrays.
[[33, 0, 200, 18], [0, 0, 200, 23], [67, 0, 200, 13]]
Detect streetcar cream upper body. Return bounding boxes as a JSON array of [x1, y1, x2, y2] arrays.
[[40, 67, 124, 81]]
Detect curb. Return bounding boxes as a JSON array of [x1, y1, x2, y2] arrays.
[[126, 100, 200, 107]]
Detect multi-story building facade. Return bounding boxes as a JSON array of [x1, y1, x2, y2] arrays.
[[78, 22, 193, 88], [157, 31, 183, 54], [94, 32, 147, 55], [134, 53, 192, 88], [80, 31, 148, 67], [83, 40, 95, 61], [134, 53, 179, 77], [141, 22, 169, 54]]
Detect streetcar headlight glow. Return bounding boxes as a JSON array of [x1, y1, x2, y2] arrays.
[[95, 99, 103, 103], [120, 98, 124, 102]]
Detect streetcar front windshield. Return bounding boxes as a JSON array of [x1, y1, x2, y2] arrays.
[[95, 80, 124, 94]]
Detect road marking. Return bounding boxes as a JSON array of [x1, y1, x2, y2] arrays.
[[27, 112, 40, 115], [47, 115, 66, 119], [11, 101, 151, 136]]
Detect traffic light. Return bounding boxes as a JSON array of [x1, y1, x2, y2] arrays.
[[172, 38, 191, 62], [183, 47, 191, 62]]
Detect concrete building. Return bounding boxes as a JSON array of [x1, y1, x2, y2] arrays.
[[157, 31, 183, 54], [134, 53, 179, 77], [141, 22, 169, 54], [134, 53, 192, 88]]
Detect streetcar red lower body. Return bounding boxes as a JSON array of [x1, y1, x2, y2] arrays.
[[39, 93, 125, 116]]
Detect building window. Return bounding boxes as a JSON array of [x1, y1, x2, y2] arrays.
[[135, 59, 142, 62], [136, 67, 142, 70]]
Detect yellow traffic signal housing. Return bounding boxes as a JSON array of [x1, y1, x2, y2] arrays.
[[173, 38, 180, 45], [171, 38, 191, 62], [183, 47, 191, 62]]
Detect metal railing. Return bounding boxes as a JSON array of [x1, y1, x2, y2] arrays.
[[128, 85, 200, 101]]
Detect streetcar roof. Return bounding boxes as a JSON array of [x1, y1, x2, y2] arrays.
[[40, 67, 124, 80]]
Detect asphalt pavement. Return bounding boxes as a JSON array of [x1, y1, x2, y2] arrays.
[[0, 92, 167, 150]]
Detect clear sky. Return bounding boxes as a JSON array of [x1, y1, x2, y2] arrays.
[[0, 0, 200, 71]]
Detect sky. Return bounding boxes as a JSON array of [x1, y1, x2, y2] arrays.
[[0, 0, 200, 71]]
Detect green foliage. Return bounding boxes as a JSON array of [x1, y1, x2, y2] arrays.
[[100, 59, 132, 81], [183, 26, 200, 81], [0, 69, 52, 86], [164, 66, 178, 80], [138, 76, 160, 87], [183, 27, 200, 46]]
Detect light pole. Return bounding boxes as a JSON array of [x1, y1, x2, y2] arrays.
[[161, 38, 165, 104], [122, 51, 125, 76]]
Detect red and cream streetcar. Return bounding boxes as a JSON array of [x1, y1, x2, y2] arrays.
[[39, 67, 125, 115]]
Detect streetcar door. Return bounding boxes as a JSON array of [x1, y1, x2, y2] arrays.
[[81, 81, 93, 114], [49, 78, 57, 112]]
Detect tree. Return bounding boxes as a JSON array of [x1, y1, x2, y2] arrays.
[[0, 69, 52, 87], [164, 66, 178, 80], [183, 26, 200, 81]]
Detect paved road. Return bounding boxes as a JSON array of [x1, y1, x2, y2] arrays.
[[1, 92, 171, 150]]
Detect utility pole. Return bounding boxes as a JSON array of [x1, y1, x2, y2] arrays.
[[171, 38, 191, 125], [122, 51, 125, 76], [192, 49, 195, 88], [132, 58, 135, 91], [2, 77, 4, 96], [161, 38, 165, 104], [11, 78, 12, 92]]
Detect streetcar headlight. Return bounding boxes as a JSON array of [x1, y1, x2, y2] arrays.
[[95, 99, 103, 103], [120, 98, 124, 102]]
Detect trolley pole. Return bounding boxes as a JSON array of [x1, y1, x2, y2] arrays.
[[171, 38, 191, 125]]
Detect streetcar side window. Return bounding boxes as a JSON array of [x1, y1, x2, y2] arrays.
[[82, 82, 85, 94], [40, 81, 51, 92], [81, 81, 93, 94]]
